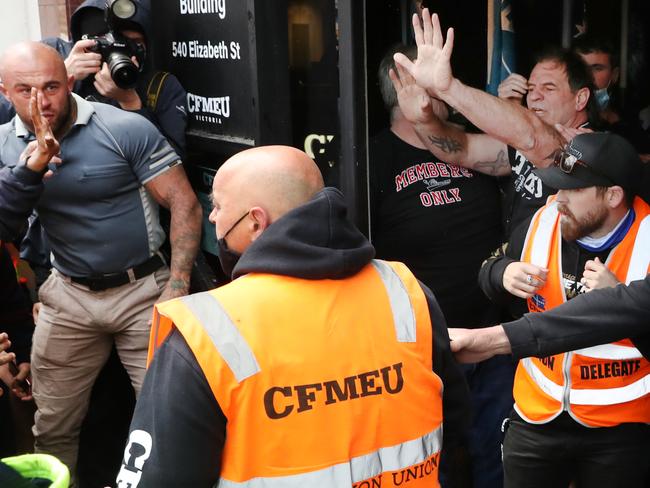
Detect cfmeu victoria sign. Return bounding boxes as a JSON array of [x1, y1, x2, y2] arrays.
[[154, 0, 254, 146]]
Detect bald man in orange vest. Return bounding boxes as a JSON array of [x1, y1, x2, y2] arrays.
[[117, 145, 472, 488]]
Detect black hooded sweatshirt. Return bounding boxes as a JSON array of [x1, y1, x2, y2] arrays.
[[119, 188, 471, 488]]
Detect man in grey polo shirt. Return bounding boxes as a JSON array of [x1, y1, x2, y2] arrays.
[[0, 41, 201, 480]]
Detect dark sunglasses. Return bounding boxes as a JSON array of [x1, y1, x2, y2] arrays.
[[552, 149, 614, 184]]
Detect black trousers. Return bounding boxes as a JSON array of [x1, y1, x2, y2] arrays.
[[503, 412, 650, 488]]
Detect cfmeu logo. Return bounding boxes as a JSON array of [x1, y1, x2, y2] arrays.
[[116, 430, 153, 488]]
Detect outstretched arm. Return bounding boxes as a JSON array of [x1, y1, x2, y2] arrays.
[[450, 275, 650, 363], [391, 62, 510, 176], [394, 9, 565, 166]]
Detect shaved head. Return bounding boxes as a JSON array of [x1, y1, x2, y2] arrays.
[[209, 145, 324, 254], [215, 145, 324, 221], [0, 41, 73, 133], [0, 42, 67, 82]]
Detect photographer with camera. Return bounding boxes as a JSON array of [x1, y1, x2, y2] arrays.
[[44, 0, 187, 159]]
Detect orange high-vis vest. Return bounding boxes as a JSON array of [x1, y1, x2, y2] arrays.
[[149, 260, 444, 487], [514, 196, 650, 427]]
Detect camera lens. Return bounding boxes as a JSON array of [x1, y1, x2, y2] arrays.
[[106, 51, 138, 89]]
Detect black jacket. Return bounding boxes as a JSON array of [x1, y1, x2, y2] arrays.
[[120, 187, 471, 488], [504, 274, 650, 360]]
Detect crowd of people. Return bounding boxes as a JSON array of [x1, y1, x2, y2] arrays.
[[0, 2, 649, 488]]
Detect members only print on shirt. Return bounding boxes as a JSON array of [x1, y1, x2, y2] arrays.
[[394, 161, 474, 208], [511, 151, 544, 201]]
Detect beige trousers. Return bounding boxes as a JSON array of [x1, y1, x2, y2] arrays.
[[30, 266, 169, 480]]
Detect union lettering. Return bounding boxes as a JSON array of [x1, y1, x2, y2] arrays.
[[579, 360, 641, 380], [263, 363, 404, 419], [353, 475, 382, 488], [391, 453, 439, 485]]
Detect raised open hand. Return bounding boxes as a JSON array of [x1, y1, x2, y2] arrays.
[[389, 63, 433, 125], [393, 9, 455, 98]]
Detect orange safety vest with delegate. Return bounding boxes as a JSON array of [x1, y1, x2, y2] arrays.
[[514, 196, 650, 427], [149, 259, 444, 487]]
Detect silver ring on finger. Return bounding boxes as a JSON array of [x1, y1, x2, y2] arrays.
[[526, 274, 533, 284]]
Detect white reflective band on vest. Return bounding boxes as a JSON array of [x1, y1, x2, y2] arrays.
[[521, 204, 558, 266], [625, 215, 650, 284], [571, 375, 650, 405], [371, 260, 417, 343], [573, 343, 643, 360], [521, 358, 564, 401], [181, 293, 260, 382], [521, 357, 650, 406], [216, 426, 443, 488]]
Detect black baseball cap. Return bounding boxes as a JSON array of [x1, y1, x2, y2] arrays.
[[534, 132, 642, 196]]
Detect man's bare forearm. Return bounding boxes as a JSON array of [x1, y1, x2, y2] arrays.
[[474, 148, 511, 176], [414, 119, 511, 176], [167, 197, 202, 293], [437, 78, 564, 164], [414, 118, 469, 164]]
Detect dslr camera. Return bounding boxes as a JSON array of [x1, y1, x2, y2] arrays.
[[84, 0, 145, 89]]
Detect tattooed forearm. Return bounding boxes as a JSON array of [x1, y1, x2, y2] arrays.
[[168, 198, 202, 293], [427, 135, 463, 154], [474, 149, 510, 176]]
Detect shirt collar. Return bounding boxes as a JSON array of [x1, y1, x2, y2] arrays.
[[15, 92, 95, 139]]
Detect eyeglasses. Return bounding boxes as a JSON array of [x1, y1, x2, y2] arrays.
[[552, 148, 614, 184]]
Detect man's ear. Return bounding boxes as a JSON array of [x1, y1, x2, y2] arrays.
[[575, 87, 590, 112], [248, 206, 271, 242], [0, 82, 10, 103], [606, 185, 625, 209], [611, 67, 620, 85], [67, 74, 75, 92]]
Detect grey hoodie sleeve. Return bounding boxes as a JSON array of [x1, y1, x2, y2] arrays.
[[503, 275, 650, 360], [0, 164, 45, 240]]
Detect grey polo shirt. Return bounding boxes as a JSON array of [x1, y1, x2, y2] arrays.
[[0, 93, 180, 276]]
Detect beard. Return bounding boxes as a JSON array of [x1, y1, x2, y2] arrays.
[[558, 203, 608, 242], [49, 94, 73, 135]]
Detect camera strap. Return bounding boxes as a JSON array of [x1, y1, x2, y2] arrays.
[[145, 71, 170, 112]]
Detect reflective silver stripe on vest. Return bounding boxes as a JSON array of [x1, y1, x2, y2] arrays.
[[570, 374, 650, 406], [181, 293, 260, 382], [521, 357, 563, 401], [573, 343, 643, 360], [371, 260, 416, 343], [522, 357, 650, 406], [216, 425, 443, 488], [521, 203, 558, 267], [625, 214, 650, 284]]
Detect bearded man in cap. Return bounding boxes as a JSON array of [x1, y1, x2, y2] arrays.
[[477, 131, 650, 488]]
